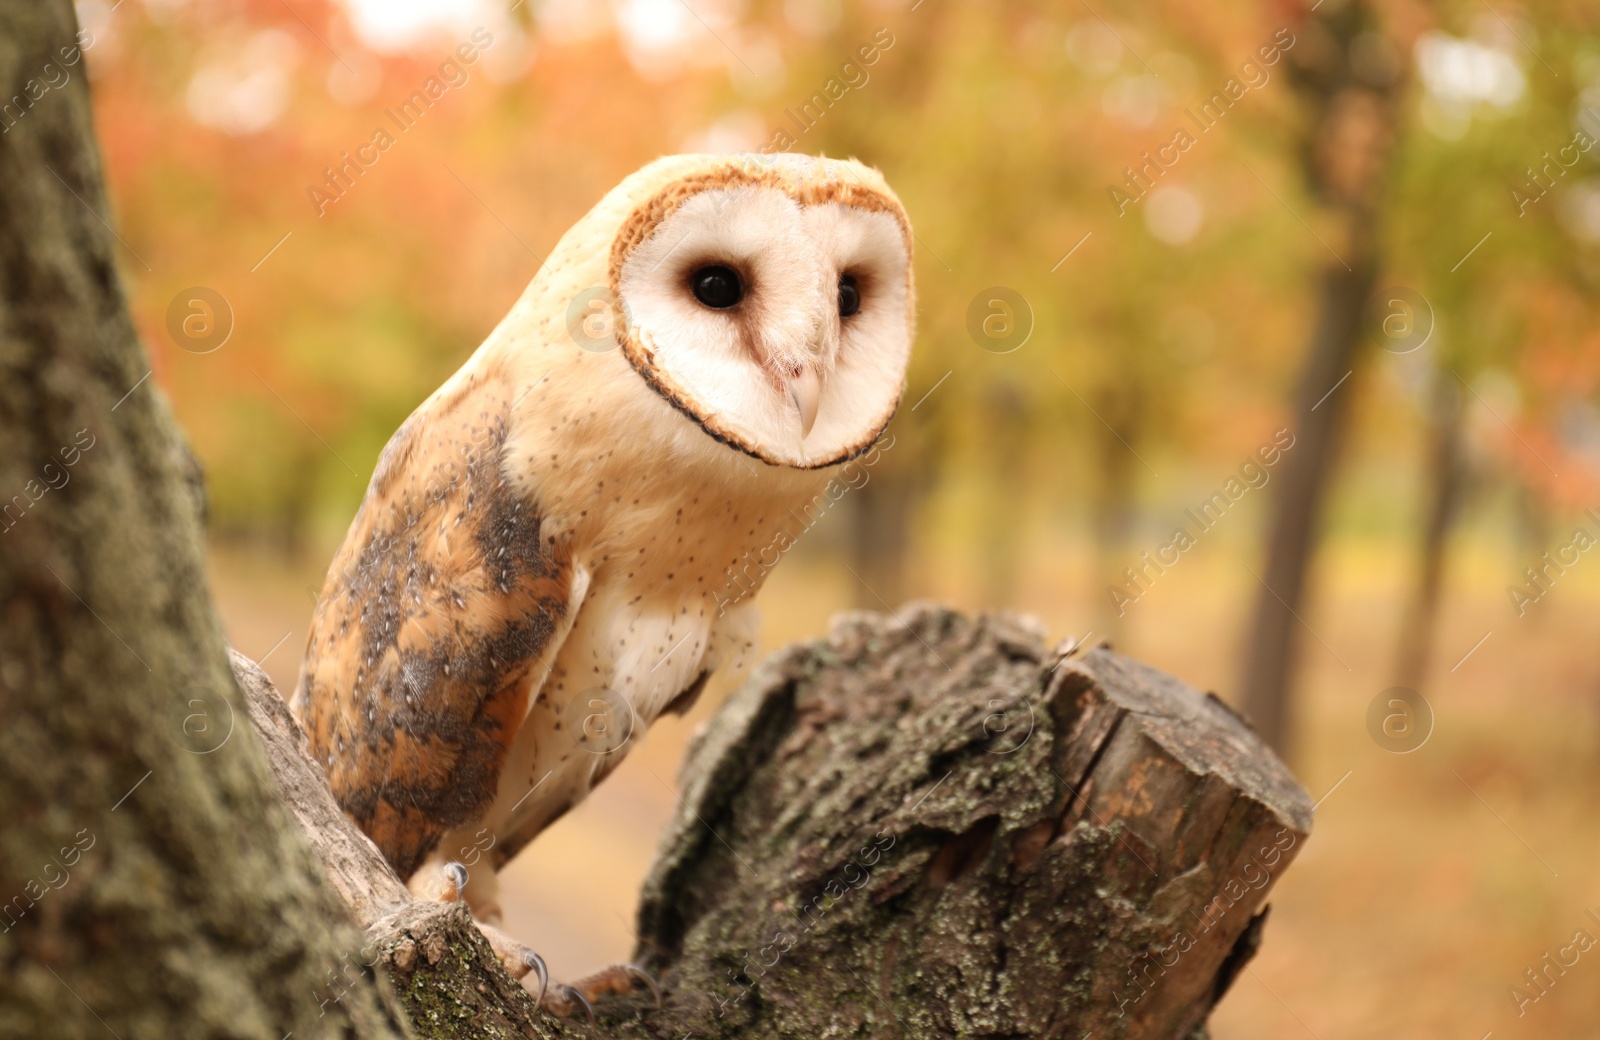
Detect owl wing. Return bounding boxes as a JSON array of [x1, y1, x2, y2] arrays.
[[292, 374, 578, 880]]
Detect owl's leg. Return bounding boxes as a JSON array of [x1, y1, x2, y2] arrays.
[[562, 963, 662, 1009], [418, 861, 625, 1023], [412, 862, 547, 990]]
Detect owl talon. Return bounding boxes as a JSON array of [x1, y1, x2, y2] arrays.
[[623, 964, 661, 1009], [543, 984, 597, 1026], [470, 917, 616, 1022], [472, 919, 550, 989], [440, 861, 469, 902], [525, 950, 549, 1007], [568, 985, 597, 1026]]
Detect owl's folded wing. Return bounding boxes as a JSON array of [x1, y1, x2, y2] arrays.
[[292, 384, 580, 880]]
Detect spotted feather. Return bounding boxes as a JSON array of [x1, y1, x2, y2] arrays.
[[292, 362, 577, 879]]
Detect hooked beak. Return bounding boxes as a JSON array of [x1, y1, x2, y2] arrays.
[[783, 367, 822, 438]]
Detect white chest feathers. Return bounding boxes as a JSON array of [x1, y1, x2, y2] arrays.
[[480, 568, 761, 853]]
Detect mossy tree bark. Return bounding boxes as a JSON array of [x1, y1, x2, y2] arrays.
[[0, 3, 408, 1037], [626, 608, 1312, 1040], [234, 608, 1312, 1040]]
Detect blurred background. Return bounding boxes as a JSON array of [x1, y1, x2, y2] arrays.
[[73, 0, 1600, 1034]]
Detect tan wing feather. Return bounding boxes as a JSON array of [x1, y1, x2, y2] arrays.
[[292, 363, 574, 879]]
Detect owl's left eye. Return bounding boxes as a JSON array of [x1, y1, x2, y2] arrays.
[[691, 265, 742, 309], [838, 274, 861, 318]]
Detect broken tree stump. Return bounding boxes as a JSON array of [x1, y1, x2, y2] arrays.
[[235, 605, 1312, 1040]]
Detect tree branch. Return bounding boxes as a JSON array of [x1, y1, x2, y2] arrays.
[[238, 607, 1311, 1040]]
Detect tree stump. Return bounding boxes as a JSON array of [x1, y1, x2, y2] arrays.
[[236, 605, 1312, 1040]]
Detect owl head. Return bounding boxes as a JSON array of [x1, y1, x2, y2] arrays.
[[535, 153, 915, 471]]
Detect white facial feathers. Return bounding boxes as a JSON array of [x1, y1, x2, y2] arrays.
[[801, 201, 913, 458], [620, 186, 827, 436], [615, 167, 912, 470]]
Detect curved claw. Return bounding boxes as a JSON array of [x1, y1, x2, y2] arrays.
[[562, 984, 597, 1028], [440, 861, 469, 900], [623, 964, 661, 1009], [524, 950, 549, 1008]]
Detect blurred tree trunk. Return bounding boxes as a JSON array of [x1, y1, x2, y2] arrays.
[[977, 380, 1030, 607], [279, 444, 323, 560], [1092, 384, 1143, 646], [1240, 1, 1399, 756], [1515, 485, 1553, 618], [847, 467, 917, 608], [0, 3, 409, 1037], [1393, 376, 1467, 689], [846, 383, 947, 610]]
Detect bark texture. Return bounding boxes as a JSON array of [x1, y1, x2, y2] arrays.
[[234, 607, 1312, 1040], [631, 607, 1311, 1040], [0, 3, 409, 1037], [233, 651, 413, 930], [233, 650, 552, 1038]]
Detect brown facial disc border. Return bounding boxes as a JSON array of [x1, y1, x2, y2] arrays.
[[607, 159, 914, 471]]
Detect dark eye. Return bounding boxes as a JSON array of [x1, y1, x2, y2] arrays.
[[838, 274, 861, 318], [691, 265, 742, 309]]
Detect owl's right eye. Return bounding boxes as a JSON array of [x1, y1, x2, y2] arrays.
[[690, 265, 742, 309], [838, 274, 861, 318]]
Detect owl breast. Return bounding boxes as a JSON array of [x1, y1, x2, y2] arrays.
[[461, 481, 791, 868], [459, 346, 833, 865]]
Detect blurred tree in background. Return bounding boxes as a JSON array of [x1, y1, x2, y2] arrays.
[[76, 0, 1600, 758]]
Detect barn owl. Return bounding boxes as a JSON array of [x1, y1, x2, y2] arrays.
[[291, 153, 914, 1014]]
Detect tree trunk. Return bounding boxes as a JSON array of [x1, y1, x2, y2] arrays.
[[1240, 0, 1400, 757], [630, 607, 1311, 1040], [1393, 375, 1467, 689], [1238, 261, 1374, 753], [847, 470, 917, 608], [1091, 384, 1143, 645], [235, 607, 1313, 1040], [0, 3, 408, 1037], [976, 380, 1030, 608]]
